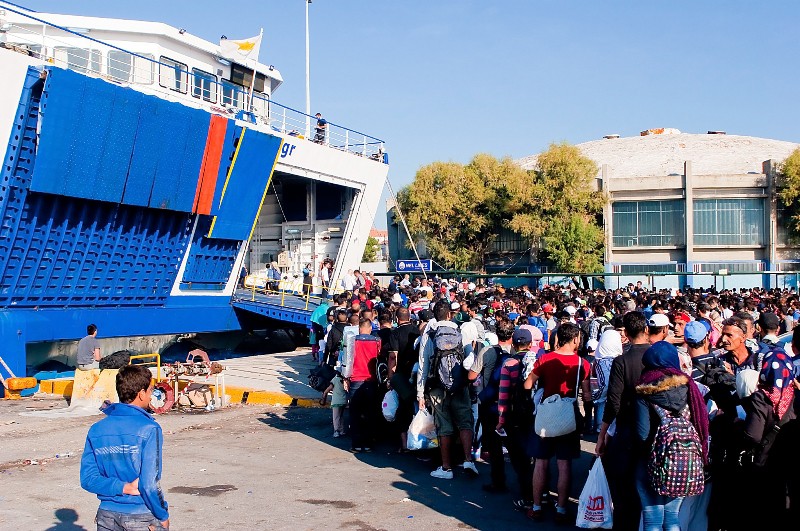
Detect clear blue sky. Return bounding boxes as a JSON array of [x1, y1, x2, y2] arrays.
[[17, 1, 800, 229]]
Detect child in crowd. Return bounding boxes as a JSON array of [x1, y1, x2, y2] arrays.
[[320, 373, 348, 437]]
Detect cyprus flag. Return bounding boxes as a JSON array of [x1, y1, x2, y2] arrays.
[[219, 32, 262, 61]]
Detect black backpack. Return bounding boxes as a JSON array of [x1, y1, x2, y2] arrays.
[[99, 350, 132, 370], [428, 325, 465, 392], [308, 364, 336, 392]]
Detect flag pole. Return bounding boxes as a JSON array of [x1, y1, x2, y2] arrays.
[[304, 0, 311, 137], [246, 28, 263, 112]]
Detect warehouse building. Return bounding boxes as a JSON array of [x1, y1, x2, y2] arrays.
[[518, 129, 800, 289]]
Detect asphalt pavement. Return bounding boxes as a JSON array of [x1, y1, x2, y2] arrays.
[[0, 397, 595, 530]]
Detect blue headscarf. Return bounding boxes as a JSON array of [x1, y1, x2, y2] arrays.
[[642, 341, 681, 371]]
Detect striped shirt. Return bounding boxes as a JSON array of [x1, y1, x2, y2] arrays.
[[497, 355, 522, 425]]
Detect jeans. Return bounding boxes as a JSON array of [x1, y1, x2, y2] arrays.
[[349, 379, 377, 448], [635, 462, 683, 531], [96, 509, 166, 531], [480, 403, 533, 499], [603, 431, 641, 531]]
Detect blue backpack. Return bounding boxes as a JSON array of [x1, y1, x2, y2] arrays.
[[528, 316, 548, 342]]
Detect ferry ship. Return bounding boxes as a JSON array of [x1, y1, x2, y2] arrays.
[[0, 3, 388, 380]]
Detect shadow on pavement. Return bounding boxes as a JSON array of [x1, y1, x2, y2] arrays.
[[44, 508, 88, 531], [258, 407, 597, 529]]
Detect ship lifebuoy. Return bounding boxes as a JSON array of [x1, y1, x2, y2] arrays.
[[150, 381, 174, 414]]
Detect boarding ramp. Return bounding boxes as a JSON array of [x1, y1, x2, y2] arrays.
[[231, 283, 330, 326]]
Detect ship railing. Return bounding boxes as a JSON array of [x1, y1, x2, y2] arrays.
[[0, 4, 387, 162], [242, 281, 345, 311]]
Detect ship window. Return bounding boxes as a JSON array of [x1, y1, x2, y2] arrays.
[[158, 56, 188, 93], [54, 47, 101, 74], [191, 68, 217, 103], [221, 79, 241, 108], [107, 51, 154, 84]]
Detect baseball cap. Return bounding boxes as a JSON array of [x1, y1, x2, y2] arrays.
[[648, 313, 670, 328], [565, 305, 577, 315], [673, 312, 691, 324], [450, 301, 460, 311], [684, 321, 708, 345], [758, 312, 780, 331], [542, 303, 554, 313], [418, 309, 434, 322], [512, 328, 533, 345], [392, 293, 402, 303]]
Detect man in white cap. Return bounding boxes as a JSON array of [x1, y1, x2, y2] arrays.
[[647, 313, 670, 343]]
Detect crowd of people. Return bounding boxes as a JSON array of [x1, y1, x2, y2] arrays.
[[312, 275, 800, 529]]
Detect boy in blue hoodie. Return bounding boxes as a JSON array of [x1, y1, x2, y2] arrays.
[[80, 365, 170, 530]]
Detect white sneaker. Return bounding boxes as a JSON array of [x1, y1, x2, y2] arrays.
[[430, 466, 454, 479], [462, 461, 479, 476]]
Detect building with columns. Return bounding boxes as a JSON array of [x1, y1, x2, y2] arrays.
[[519, 130, 800, 289]]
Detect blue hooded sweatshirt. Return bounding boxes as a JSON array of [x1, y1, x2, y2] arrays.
[[80, 402, 169, 521]]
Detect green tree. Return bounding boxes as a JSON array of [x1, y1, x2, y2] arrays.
[[514, 143, 605, 273], [362, 236, 380, 263], [396, 145, 604, 273], [778, 148, 800, 242], [397, 155, 530, 270]]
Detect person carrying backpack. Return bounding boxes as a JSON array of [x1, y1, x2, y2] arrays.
[[417, 300, 478, 480], [470, 319, 514, 494], [634, 341, 709, 531], [738, 350, 797, 527]]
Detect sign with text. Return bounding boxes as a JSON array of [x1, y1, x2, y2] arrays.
[[396, 259, 432, 272]]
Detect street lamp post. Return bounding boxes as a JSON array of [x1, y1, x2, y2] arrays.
[[305, 0, 311, 138]]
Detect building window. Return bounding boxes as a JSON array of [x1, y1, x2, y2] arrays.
[[192, 68, 217, 103], [107, 51, 154, 84], [221, 80, 241, 107], [612, 200, 685, 247], [695, 262, 764, 273], [54, 47, 101, 74], [617, 263, 682, 274], [158, 56, 188, 93], [693, 198, 764, 246]]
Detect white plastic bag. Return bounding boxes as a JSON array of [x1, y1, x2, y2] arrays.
[[382, 390, 399, 422], [576, 459, 613, 529], [406, 409, 438, 450]]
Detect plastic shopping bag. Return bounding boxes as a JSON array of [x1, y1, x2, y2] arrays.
[[406, 409, 439, 450], [576, 459, 613, 529], [382, 390, 399, 422]]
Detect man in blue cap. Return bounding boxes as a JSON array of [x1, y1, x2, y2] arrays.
[[684, 321, 713, 386]]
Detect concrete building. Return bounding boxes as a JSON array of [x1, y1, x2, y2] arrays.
[[518, 130, 800, 289]]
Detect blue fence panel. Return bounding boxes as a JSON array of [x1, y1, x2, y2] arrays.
[[209, 124, 240, 217], [209, 129, 282, 240], [31, 68, 142, 203], [123, 96, 162, 207], [181, 216, 241, 290], [147, 100, 209, 212]]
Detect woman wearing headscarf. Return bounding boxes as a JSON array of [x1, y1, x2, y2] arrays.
[[739, 350, 796, 526], [634, 341, 709, 531], [591, 329, 623, 433]]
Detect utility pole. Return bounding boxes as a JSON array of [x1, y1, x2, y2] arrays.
[[305, 0, 311, 137]]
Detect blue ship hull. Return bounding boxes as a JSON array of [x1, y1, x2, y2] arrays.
[[0, 66, 295, 378]]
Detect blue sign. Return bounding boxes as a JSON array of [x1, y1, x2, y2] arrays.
[[396, 259, 432, 272]]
